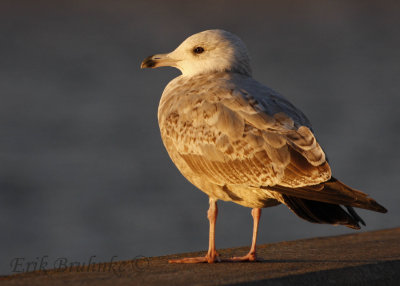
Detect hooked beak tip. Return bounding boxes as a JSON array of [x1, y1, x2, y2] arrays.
[[141, 55, 157, 69], [141, 53, 178, 70]]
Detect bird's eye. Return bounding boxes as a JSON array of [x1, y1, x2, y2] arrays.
[[193, 47, 205, 54]]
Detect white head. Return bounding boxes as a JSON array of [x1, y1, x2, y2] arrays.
[[141, 29, 252, 77]]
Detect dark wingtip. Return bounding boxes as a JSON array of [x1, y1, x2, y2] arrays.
[[378, 207, 388, 213], [373, 201, 388, 213]]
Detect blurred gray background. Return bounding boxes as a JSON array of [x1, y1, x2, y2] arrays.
[[1, 0, 399, 275]]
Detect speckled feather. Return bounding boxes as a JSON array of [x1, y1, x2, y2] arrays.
[[148, 30, 386, 226], [158, 71, 332, 208]]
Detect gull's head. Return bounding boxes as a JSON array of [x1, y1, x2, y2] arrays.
[[141, 29, 251, 77]]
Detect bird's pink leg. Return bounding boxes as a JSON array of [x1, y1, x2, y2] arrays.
[[169, 198, 220, 263], [226, 208, 261, 262]]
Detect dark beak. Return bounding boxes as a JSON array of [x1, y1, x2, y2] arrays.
[[140, 53, 178, 69], [141, 55, 157, 69]]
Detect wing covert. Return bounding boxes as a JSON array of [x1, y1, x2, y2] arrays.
[[159, 73, 331, 189]]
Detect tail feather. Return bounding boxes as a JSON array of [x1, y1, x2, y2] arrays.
[[267, 177, 387, 213], [281, 195, 364, 229], [346, 206, 366, 226]]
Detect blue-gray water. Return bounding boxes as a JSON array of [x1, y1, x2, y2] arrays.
[[1, 0, 399, 275]]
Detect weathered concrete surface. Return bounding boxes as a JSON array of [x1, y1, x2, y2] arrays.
[[1, 228, 399, 286]]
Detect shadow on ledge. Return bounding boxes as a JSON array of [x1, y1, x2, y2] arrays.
[[1, 228, 399, 286], [234, 260, 400, 286]]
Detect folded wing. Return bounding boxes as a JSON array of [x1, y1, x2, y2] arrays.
[[159, 74, 386, 214], [161, 74, 331, 188]]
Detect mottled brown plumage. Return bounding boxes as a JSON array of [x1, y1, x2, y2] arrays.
[[142, 29, 387, 263]]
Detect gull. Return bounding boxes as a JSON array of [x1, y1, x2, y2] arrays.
[[141, 29, 387, 263]]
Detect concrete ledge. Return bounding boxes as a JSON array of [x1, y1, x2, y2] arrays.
[[1, 228, 399, 285]]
